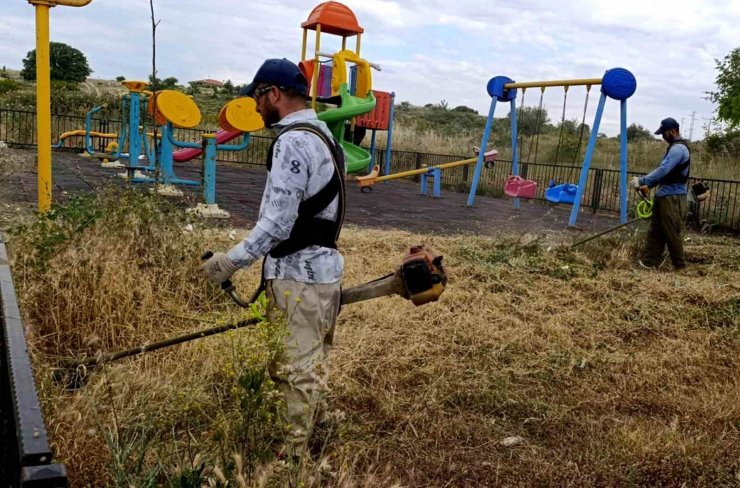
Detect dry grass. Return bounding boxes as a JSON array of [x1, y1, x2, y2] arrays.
[[6, 189, 740, 486]]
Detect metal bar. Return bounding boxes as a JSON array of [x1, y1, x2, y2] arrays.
[[569, 92, 607, 226], [467, 96, 498, 206], [570, 217, 643, 248], [384, 92, 396, 177], [510, 97, 520, 209], [0, 235, 68, 486], [34, 4, 52, 213], [619, 99, 628, 223], [504, 77, 602, 89]]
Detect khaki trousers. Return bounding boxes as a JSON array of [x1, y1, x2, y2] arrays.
[[266, 278, 341, 453], [642, 194, 687, 269]]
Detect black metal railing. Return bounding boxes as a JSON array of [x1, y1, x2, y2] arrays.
[[1, 106, 738, 231], [1, 235, 68, 487]]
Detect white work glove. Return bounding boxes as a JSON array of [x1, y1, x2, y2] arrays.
[[630, 176, 641, 189], [199, 252, 239, 285]]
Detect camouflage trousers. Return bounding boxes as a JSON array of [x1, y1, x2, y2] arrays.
[[642, 194, 687, 269], [266, 278, 341, 455]]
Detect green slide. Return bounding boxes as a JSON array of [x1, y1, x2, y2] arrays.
[[317, 84, 376, 174]]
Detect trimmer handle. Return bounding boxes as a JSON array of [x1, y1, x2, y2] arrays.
[[200, 251, 236, 293]]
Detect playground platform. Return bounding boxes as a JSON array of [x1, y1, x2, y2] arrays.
[[1, 149, 621, 238]]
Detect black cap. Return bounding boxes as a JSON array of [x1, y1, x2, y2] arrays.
[[654, 117, 680, 135], [240, 58, 308, 98]]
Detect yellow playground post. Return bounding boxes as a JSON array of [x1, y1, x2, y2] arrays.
[[27, 0, 93, 213]]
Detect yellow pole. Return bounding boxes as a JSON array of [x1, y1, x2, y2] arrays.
[[35, 3, 52, 213], [342, 36, 346, 50], [29, 0, 92, 212], [311, 25, 321, 110], [374, 157, 478, 183], [301, 28, 307, 61], [356, 33, 362, 55], [504, 77, 602, 89]]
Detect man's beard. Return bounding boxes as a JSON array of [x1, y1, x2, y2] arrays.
[[664, 133, 675, 143], [263, 104, 281, 129]]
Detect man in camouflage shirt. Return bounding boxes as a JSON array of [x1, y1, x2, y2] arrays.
[[200, 59, 345, 457]]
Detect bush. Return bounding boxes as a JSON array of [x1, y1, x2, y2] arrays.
[[0, 78, 19, 95], [705, 129, 740, 158]]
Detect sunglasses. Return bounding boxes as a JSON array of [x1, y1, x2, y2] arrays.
[[252, 85, 274, 99]]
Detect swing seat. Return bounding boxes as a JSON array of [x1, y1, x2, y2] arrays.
[[504, 175, 537, 199], [545, 183, 578, 204]]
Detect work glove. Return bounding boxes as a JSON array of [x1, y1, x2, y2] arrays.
[[199, 252, 239, 285], [630, 176, 641, 189]]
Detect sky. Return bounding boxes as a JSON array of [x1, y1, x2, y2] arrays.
[[1, 0, 738, 138]]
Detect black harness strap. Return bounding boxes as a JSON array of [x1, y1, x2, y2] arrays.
[[265, 122, 346, 259], [660, 139, 691, 186]]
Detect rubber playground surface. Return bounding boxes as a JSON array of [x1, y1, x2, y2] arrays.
[[3, 149, 620, 238]]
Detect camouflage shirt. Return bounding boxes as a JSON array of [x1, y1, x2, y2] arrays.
[[227, 109, 343, 283]]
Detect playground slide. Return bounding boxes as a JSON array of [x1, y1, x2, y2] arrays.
[[339, 140, 372, 173], [318, 84, 376, 174], [172, 129, 241, 162]]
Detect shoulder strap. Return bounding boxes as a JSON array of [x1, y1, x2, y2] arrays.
[[265, 122, 347, 259]]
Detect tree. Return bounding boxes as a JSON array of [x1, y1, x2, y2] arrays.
[[706, 47, 740, 129], [20, 42, 92, 82], [148, 74, 178, 90], [223, 79, 235, 95], [626, 123, 652, 142], [116, 75, 126, 82], [506, 106, 550, 136]]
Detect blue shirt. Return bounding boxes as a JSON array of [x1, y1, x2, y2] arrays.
[[639, 143, 690, 197]]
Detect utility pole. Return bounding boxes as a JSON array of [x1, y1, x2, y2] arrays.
[[688, 111, 696, 141]]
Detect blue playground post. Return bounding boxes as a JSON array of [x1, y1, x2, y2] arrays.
[[433, 167, 442, 198], [466, 97, 497, 206], [203, 136, 218, 205], [384, 92, 396, 178], [468, 76, 517, 206], [568, 92, 607, 226], [158, 123, 200, 186], [619, 99, 628, 223], [204, 134, 251, 204], [510, 97, 520, 210], [127, 91, 142, 168], [568, 67, 636, 226]]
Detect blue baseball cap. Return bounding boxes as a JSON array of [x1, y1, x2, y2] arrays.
[[654, 117, 679, 135], [240, 58, 308, 97]]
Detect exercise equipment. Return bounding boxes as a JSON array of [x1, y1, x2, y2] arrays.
[[53, 245, 447, 388], [467, 68, 637, 227], [52, 105, 117, 152], [146, 92, 263, 217]]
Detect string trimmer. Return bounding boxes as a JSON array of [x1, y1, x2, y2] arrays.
[[571, 188, 653, 248], [53, 245, 447, 388]]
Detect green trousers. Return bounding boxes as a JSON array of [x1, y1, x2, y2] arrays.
[[642, 194, 687, 269]]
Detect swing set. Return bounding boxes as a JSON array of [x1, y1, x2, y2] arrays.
[[467, 68, 637, 226]]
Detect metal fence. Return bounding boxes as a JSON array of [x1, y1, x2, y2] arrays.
[[1, 107, 738, 231], [1, 235, 68, 487]]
